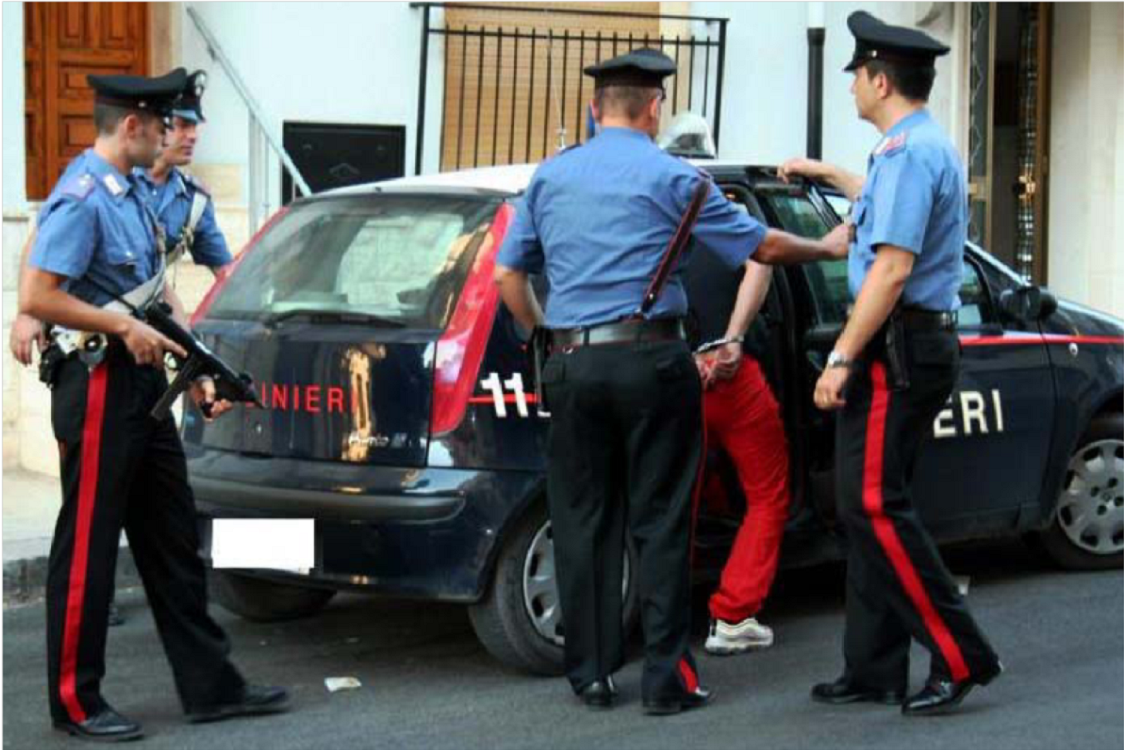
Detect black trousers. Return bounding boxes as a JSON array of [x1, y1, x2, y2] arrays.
[[542, 339, 704, 700], [835, 329, 999, 690], [46, 347, 244, 723]]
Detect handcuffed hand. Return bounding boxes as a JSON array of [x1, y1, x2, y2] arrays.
[[814, 366, 850, 411], [10, 313, 47, 366], [711, 341, 743, 381], [189, 376, 234, 421]]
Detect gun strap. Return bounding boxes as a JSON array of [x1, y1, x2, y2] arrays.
[[636, 173, 711, 317], [168, 191, 208, 265]]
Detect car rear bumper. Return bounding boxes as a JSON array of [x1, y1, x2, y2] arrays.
[[187, 449, 542, 602]]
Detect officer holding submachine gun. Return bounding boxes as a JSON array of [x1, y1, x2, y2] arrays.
[[21, 69, 283, 743]]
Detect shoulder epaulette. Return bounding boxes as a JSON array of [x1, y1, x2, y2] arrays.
[[60, 173, 97, 201], [874, 132, 908, 158]]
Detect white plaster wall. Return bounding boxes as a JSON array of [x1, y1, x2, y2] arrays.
[[1048, 3, 1124, 319], [689, 1, 956, 174], [3, 2, 27, 210], [180, 0, 446, 211]]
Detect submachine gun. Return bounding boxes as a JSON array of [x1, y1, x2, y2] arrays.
[[76, 272, 263, 420], [141, 299, 263, 420]]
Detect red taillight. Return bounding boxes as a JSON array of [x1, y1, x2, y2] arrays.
[[189, 206, 291, 329], [430, 202, 514, 436]]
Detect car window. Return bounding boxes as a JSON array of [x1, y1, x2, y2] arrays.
[[206, 194, 500, 329], [757, 188, 849, 325], [958, 257, 996, 328]]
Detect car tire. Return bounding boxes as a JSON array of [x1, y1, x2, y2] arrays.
[[209, 569, 337, 622], [468, 502, 640, 676], [1035, 413, 1124, 570]]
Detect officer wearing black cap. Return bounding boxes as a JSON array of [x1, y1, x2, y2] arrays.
[[496, 48, 848, 714], [780, 11, 1003, 716], [21, 70, 288, 742]]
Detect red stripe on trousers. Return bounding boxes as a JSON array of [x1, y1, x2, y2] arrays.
[[59, 364, 109, 723], [678, 657, 699, 693], [863, 362, 971, 683]]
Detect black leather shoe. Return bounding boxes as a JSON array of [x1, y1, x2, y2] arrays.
[[811, 676, 905, 706], [187, 684, 290, 724], [902, 661, 1003, 717], [53, 707, 143, 742], [579, 676, 618, 710], [642, 686, 713, 716]]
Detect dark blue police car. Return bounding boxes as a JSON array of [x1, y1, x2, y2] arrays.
[[184, 162, 1124, 675]]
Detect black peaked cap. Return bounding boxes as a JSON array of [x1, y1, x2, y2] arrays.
[[844, 11, 950, 72], [87, 68, 188, 115], [584, 47, 677, 88]]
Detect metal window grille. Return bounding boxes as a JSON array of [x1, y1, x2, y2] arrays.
[[413, 3, 729, 174]]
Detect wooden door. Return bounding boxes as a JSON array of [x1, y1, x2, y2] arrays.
[[24, 3, 149, 200]]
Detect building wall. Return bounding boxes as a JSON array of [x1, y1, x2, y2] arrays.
[[1048, 2, 1124, 319], [180, 0, 446, 210], [688, 1, 958, 175], [3, 2, 29, 468], [3, 2, 27, 209]]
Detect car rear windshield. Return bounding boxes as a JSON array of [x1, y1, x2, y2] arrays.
[[206, 194, 502, 329]]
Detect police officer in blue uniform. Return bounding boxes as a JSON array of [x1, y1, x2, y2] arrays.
[[138, 70, 232, 277], [21, 70, 288, 742], [781, 11, 1003, 716], [496, 48, 849, 714]]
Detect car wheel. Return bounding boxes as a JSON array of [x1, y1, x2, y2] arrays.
[[468, 502, 639, 675], [1036, 413, 1124, 570], [209, 569, 336, 622]]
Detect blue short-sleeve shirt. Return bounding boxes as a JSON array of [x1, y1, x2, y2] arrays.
[[30, 149, 162, 307], [848, 109, 967, 311], [497, 127, 766, 328], [135, 166, 232, 268]]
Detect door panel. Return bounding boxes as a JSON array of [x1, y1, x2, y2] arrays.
[[25, 3, 148, 199]]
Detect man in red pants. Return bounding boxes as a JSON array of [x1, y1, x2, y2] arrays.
[[686, 246, 789, 655]]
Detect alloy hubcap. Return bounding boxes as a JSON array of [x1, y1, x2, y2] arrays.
[[522, 521, 629, 645], [1056, 438, 1124, 555]]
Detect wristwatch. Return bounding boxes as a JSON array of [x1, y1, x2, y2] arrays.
[[826, 351, 853, 369]]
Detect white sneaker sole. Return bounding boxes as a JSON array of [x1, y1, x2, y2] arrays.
[[704, 634, 774, 655]]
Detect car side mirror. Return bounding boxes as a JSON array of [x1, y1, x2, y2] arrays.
[[998, 286, 1058, 322]]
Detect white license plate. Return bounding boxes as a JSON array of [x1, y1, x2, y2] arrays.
[[211, 518, 314, 573]]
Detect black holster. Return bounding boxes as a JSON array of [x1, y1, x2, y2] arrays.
[[882, 309, 911, 392], [38, 343, 67, 389], [528, 326, 552, 413]]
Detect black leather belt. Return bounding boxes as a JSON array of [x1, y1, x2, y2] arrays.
[[845, 306, 957, 331], [899, 307, 957, 331], [551, 317, 686, 348]]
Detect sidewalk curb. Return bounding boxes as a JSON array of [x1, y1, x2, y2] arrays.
[[3, 546, 141, 608]]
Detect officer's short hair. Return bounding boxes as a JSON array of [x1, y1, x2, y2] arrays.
[[594, 85, 662, 120], [863, 60, 936, 102], [93, 103, 159, 135]]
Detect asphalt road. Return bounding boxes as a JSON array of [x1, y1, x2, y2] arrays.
[[4, 541, 1121, 750]]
